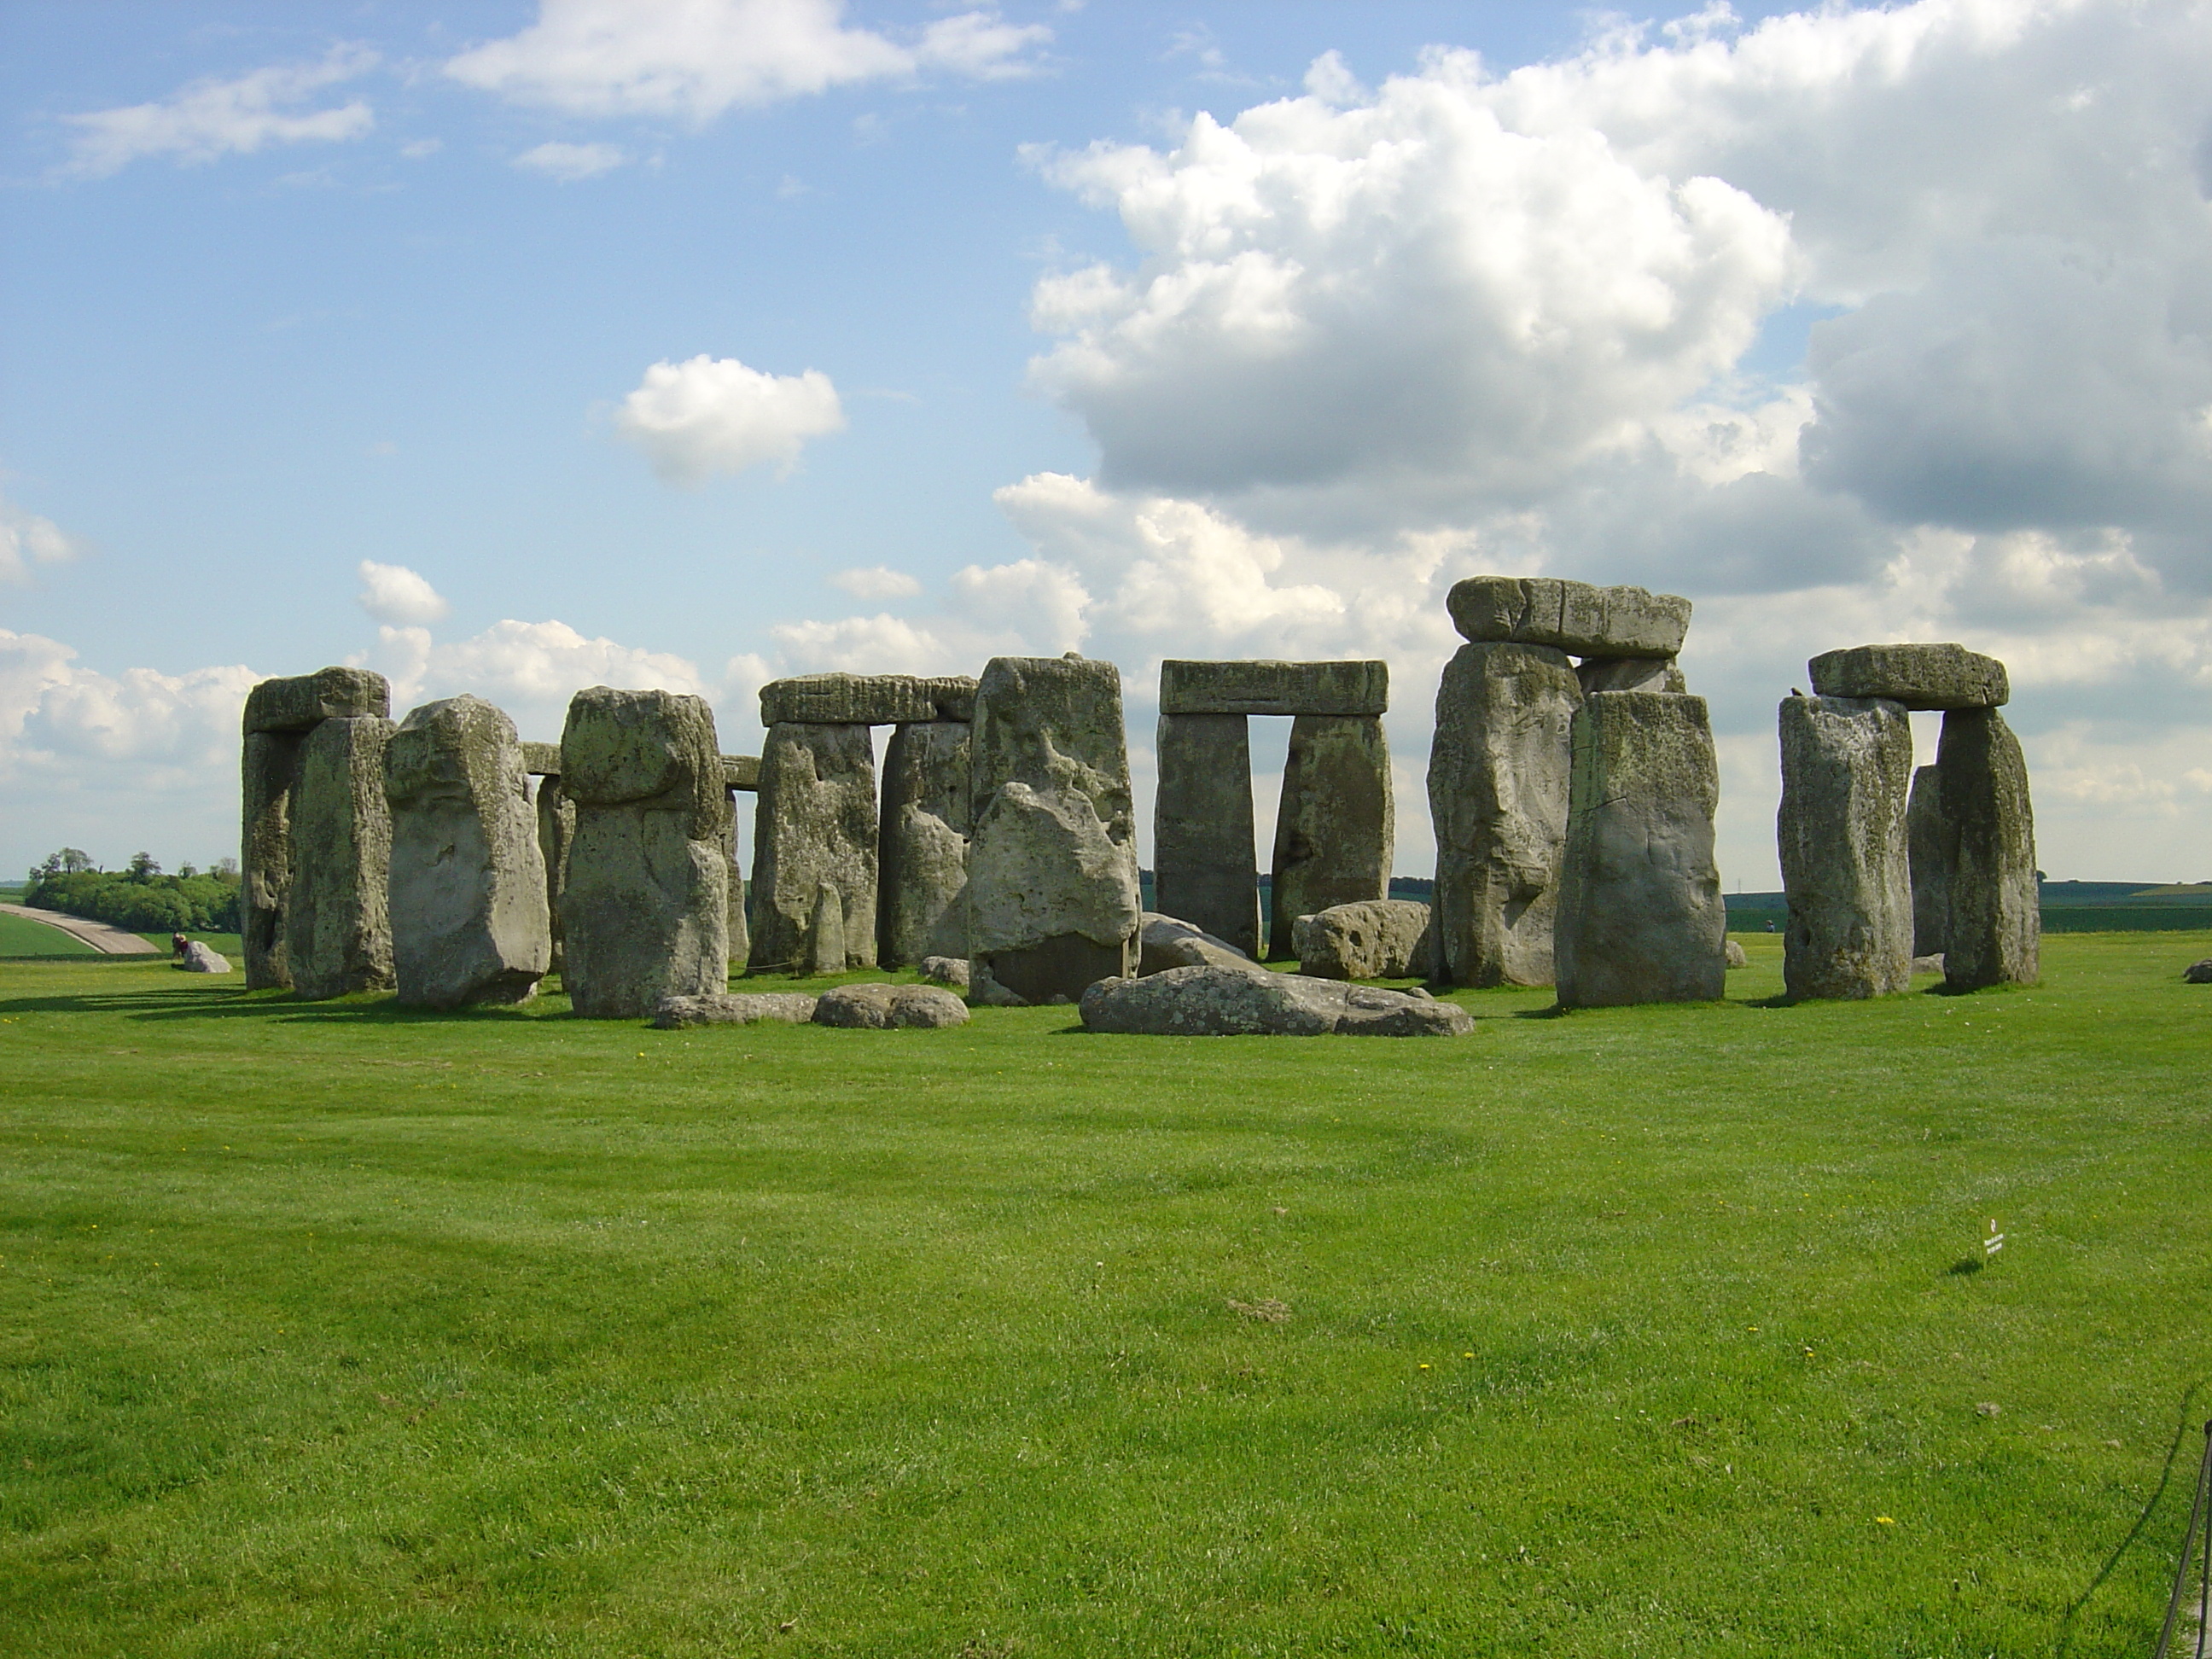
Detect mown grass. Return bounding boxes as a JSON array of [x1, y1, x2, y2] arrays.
[[1, 932, 2209, 1656], [0, 914, 99, 958]]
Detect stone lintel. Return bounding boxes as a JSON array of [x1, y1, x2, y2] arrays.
[[1159, 659, 1388, 717], [1447, 576, 1690, 658], [759, 672, 976, 728], [1808, 643, 2009, 710], [521, 742, 563, 777], [243, 667, 390, 734], [722, 754, 760, 792]]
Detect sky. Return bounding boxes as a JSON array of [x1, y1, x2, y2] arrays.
[[3, 0, 2210, 888]]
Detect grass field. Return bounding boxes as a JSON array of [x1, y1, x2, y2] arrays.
[[3, 933, 2209, 1656], [0, 914, 98, 958]]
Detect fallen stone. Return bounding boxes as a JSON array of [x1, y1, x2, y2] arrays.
[[967, 655, 1142, 1004], [1912, 953, 1946, 975], [1270, 713, 1392, 960], [1428, 641, 1580, 987], [242, 667, 390, 735], [522, 742, 562, 777], [286, 713, 396, 999], [812, 981, 970, 1028], [1152, 713, 1260, 958], [1778, 695, 1914, 1000], [1907, 763, 1948, 956], [2184, 959, 2212, 985], [178, 940, 230, 973], [384, 695, 551, 1010], [1292, 899, 1432, 981], [1807, 643, 2009, 710], [750, 722, 877, 972], [1577, 656, 1686, 696], [652, 992, 818, 1028], [1555, 691, 1726, 1008], [1159, 659, 1388, 717], [878, 720, 972, 967], [1448, 577, 1690, 659], [760, 672, 976, 727], [559, 686, 731, 1018], [1139, 911, 1260, 975], [920, 955, 971, 991], [1725, 939, 1748, 969], [1936, 707, 2039, 991], [1080, 965, 1474, 1037]]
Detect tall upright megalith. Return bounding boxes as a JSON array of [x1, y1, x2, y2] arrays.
[[1154, 713, 1258, 958], [878, 720, 971, 966], [559, 687, 731, 1018], [240, 667, 392, 992], [1906, 765, 1947, 956], [384, 695, 551, 1010], [750, 722, 878, 972], [1270, 714, 1393, 960], [1555, 691, 1726, 1008], [1427, 642, 1581, 987], [967, 655, 1142, 1004], [287, 713, 397, 999], [1936, 707, 2039, 991], [1777, 695, 1913, 1000], [723, 754, 757, 969]]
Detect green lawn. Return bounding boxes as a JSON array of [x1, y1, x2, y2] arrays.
[[2, 933, 2209, 1656], [0, 912, 98, 958]]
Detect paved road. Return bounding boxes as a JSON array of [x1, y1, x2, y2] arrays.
[[0, 903, 160, 955]]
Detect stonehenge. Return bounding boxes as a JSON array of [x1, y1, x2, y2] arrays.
[[383, 695, 551, 1009], [967, 655, 1143, 1004], [1292, 899, 1432, 981], [240, 667, 394, 996], [1776, 695, 1914, 1000], [1153, 658, 1391, 963]]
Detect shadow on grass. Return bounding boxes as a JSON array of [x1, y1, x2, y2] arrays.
[[0, 984, 566, 1027], [2056, 1381, 2207, 1657]]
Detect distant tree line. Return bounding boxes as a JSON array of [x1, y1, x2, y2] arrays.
[[24, 849, 242, 934]]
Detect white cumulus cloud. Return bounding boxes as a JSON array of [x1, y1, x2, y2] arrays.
[[513, 140, 630, 180], [615, 354, 845, 484], [354, 561, 451, 626], [61, 46, 378, 179], [445, 0, 1047, 121], [829, 565, 923, 600], [0, 493, 81, 585]]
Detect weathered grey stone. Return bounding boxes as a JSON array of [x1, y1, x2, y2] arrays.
[[1080, 964, 1474, 1037], [1808, 643, 2009, 710], [1778, 695, 1914, 1001], [522, 742, 562, 776], [558, 687, 731, 1018], [1577, 656, 1686, 696], [1907, 763, 1948, 956], [967, 655, 1141, 1004], [2183, 959, 2212, 985], [750, 722, 877, 973], [760, 672, 976, 728], [286, 713, 396, 999], [725, 792, 749, 967], [242, 728, 301, 988], [534, 776, 576, 973], [1292, 899, 1432, 981], [243, 667, 390, 735], [1270, 714, 1392, 960], [1428, 641, 1580, 987], [179, 940, 230, 973], [1936, 707, 2039, 991], [812, 981, 970, 1028], [878, 721, 971, 967], [1153, 713, 1260, 958], [807, 882, 847, 976], [1724, 938, 1749, 969], [722, 754, 760, 791], [920, 955, 971, 991], [1139, 911, 1260, 975], [1912, 953, 1946, 975], [1159, 659, 1388, 717], [1555, 691, 1727, 1008], [652, 991, 818, 1027], [384, 695, 550, 1010], [1449, 577, 1691, 658]]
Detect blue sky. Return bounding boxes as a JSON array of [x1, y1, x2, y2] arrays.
[[5, 0, 2211, 887]]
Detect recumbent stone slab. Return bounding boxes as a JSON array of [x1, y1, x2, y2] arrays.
[[1777, 695, 1913, 1001], [1159, 659, 1388, 717], [878, 720, 972, 967], [1936, 707, 2039, 991], [1555, 691, 1726, 1008], [1270, 714, 1393, 961], [1138, 911, 1254, 975], [1807, 643, 2008, 710], [1448, 577, 1690, 659], [750, 722, 878, 972], [653, 992, 818, 1027], [1080, 964, 1472, 1037], [1152, 713, 1260, 958], [812, 982, 969, 1028], [559, 687, 731, 1018], [1292, 899, 1432, 981], [759, 672, 976, 728], [286, 713, 396, 999]]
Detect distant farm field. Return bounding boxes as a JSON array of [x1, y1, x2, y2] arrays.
[[2, 932, 2209, 1656]]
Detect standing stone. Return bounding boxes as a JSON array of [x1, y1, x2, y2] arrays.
[[1154, 713, 1260, 959], [725, 789, 750, 968], [534, 774, 576, 974], [1936, 707, 2039, 991], [1555, 691, 1726, 1008], [1269, 715, 1393, 960], [807, 882, 846, 976], [559, 687, 731, 1019], [240, 667, 392, 991], [1777, 696, 1913, 1000], [383, 695, 551, 1010], [286, 714, 396, 999], [1428, 642, 1581, 987], [749, 722, 878, 972], [967, 655, 1142, 1004], [878, 720, 972, 967], [1907, 764, 1947, 957]]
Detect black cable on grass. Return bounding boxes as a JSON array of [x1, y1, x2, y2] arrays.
[[2058, 1382, 2205, 1658], [2153, 1423, 2212, 1659]]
